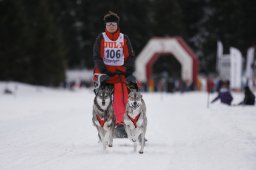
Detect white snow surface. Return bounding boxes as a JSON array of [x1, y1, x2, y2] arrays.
[[1, 82, 256, 170]]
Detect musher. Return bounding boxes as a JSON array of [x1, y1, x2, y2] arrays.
[[92, 11, 137, 137]]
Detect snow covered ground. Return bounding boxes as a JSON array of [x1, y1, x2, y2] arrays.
[[1, 82, 256, 170]]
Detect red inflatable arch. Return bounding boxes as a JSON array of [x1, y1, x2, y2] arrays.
[[134, 37, 199, 84]]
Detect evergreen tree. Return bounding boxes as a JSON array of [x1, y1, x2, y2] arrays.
[[179, 0, 209, 72], [202, 0, 246, 72], [179, 0, 206, 51], [0, 0, 67, 86], [0, 0, 33, 82], [240, 1, 256, 49], [30, 0, 67, 86], [152, 0, 185, 37]]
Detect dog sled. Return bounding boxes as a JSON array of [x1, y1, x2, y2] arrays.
[[93, 72, 138, 139]]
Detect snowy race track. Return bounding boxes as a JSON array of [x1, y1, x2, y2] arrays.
[[1, 83, 256, 170]]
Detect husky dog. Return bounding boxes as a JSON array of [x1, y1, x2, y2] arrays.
[[124, 90, 147, 154], [92, 88, 115, 150]]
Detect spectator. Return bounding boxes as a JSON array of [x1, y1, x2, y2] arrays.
[[211, 81, 233, 105], [238, 86, 255, 105]]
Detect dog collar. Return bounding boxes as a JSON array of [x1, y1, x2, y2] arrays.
[[94, 97, 111, 114]]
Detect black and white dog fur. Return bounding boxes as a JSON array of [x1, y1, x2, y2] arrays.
[[92, 88, 115, 150], [124, 90, 147, 154]]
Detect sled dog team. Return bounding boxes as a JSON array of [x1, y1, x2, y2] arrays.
[[92, 11, 147, 154], [92, 88, 147, 154]]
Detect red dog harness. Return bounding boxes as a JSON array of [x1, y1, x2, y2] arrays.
[[96, 114, 107, 127], [127, 114, 141, 128]]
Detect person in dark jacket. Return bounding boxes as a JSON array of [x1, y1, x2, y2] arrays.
[[211, 81, 233, 105], [92, 11, 137, 90], [238, 86, 255, 105]]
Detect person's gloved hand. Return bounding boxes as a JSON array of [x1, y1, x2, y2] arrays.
[[94, 74, 110, 93], [100, 74, 110, 83], [126, 75, 137, 84]]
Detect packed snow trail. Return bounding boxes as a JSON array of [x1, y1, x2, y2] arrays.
[[1, 83, 256, 170]]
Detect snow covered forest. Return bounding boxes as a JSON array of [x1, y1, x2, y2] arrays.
[[1, 0, 255, 86]]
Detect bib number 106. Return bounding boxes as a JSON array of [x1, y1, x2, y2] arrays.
[[106, 49, 121, 58]]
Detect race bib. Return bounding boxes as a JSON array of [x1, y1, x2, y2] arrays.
[[103, 32, 124, 66]]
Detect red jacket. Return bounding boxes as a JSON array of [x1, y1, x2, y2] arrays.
[[93, 29, 135, 84]]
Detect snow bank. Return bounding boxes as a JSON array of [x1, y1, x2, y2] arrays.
[[0, 82, 256, 170]]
